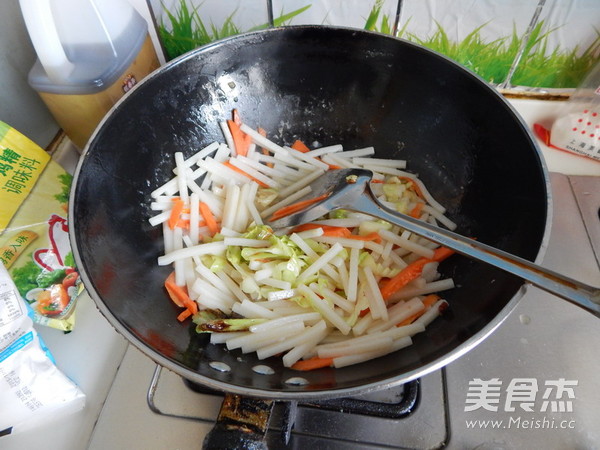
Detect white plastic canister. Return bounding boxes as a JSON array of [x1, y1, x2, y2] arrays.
[[20, 0, 160, 149]]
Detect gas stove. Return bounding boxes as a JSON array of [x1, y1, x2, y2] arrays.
[[84, 172, 600, 450]]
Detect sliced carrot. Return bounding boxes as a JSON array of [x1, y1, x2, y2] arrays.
[[290, 224, 380, 241], [379, 260, 428, 300], [168, 198, 185, 229], [409, 202, 425, 218], [344, 231, 382, 243], [164, 272, 184, 307], [398, 176, 425, 199], [175, 218, 190, 229], [291, 140, 311, 153], [199, 201, 219, 235], [431, 246, 455, 262], [396, 294, 441, 327], [227, 119, 252, 156], [379, 246, 455, 300], [177, 309, 193, 322], [269, 193, 330, 221], [291, 223, 322, 233], [292, 224, 345, 235], [291, 356, 334, 371], [320, 226, 352, 238], [223, 161, 268, 188], [165, 272, 198, 317], [370, 179, 384, 183]]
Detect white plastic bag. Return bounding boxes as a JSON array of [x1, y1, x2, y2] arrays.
[[0, 263, 85, 436]]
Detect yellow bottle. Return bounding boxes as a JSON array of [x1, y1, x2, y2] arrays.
[[20, 0, 160, 150]]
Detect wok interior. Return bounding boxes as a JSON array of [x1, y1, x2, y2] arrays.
[[72, 27, 547, 396]]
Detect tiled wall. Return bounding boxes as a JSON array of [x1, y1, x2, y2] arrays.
[[150, 0, 600, 92]]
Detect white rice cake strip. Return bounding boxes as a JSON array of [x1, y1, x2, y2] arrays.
[[276, 168, 325, 199], [312, 283, 354, 312], [219, 121, 235, 155], [214, 271, 249, 303], [334, 147, 375, 158], [173, 142, 220, 174], [157, 241, 227, 265], [333, 336, 412, 368], [282, 325, 329, 367], [256, 320, 328, 360], [148, 210, 171, 227], [226, 320, 305, 352], [415, 299, 449, 326], [313, 236, 365, 249], [318, 336, 393, 358], [422, 205, 457, 230], [233, 299, 279, 319], [362, 266, 388, 321], [221, 184, 240, 231], [305, 144, 343, 158], [228, 157, 279, 188], [378, 229, 435, 259], [367, 297, 425, 334], [351, 157, 406, 168], [210, 331, 248, 344], [297, 284, 350, 334], [249, 312, 322, 333], [297, 243, 344, 283], [321, 153, 354, 168], [346, 247, 360, 303]]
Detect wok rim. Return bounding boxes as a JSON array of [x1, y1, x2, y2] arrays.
[[69, 25, 553, 400]]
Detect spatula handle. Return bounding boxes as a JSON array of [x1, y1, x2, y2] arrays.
[[352, 190, 600, 318]]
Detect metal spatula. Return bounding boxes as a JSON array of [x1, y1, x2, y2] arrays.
[[266, 168, 600, 317]]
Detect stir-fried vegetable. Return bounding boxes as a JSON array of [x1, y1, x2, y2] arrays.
[[148, 110, 458, 370]]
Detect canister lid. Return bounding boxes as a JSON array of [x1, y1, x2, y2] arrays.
[[27, 12, 147, 95]]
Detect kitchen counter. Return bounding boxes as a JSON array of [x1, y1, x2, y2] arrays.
[[2, 97, 599, 450]]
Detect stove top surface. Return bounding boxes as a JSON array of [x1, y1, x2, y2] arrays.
[[149, 367, 448, 449]]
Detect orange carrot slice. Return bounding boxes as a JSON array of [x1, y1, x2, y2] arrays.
[[177, 309, 193, 322], [399, 176, 425, 199], [164, 273, 184, 308], [227, 120, 252, 156], [291, 140, 311, 152], [165, 272, 198, 317], [168, 198, 185, 229], [269, 193, 331, 221], [379, 246, 455, 300], [175, 218, 190, 229], [223, 161, 268, 188], [291, 356, 334, 371], [344, 231, 382, 243], [199, 202, 219, 235], [409, 202, 425, 218]]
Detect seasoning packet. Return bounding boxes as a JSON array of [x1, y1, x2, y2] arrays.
[[0, 121, 82, 331], [0, 263, 85, 436], [534, 61, 600, 162]]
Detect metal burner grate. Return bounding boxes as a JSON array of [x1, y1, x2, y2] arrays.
[[146, 365, 448, 449]]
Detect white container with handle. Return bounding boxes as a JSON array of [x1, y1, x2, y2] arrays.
[[20, 0, 160, 149]]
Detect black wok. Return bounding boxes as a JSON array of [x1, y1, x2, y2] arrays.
[[70, 26, 550, 399]]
